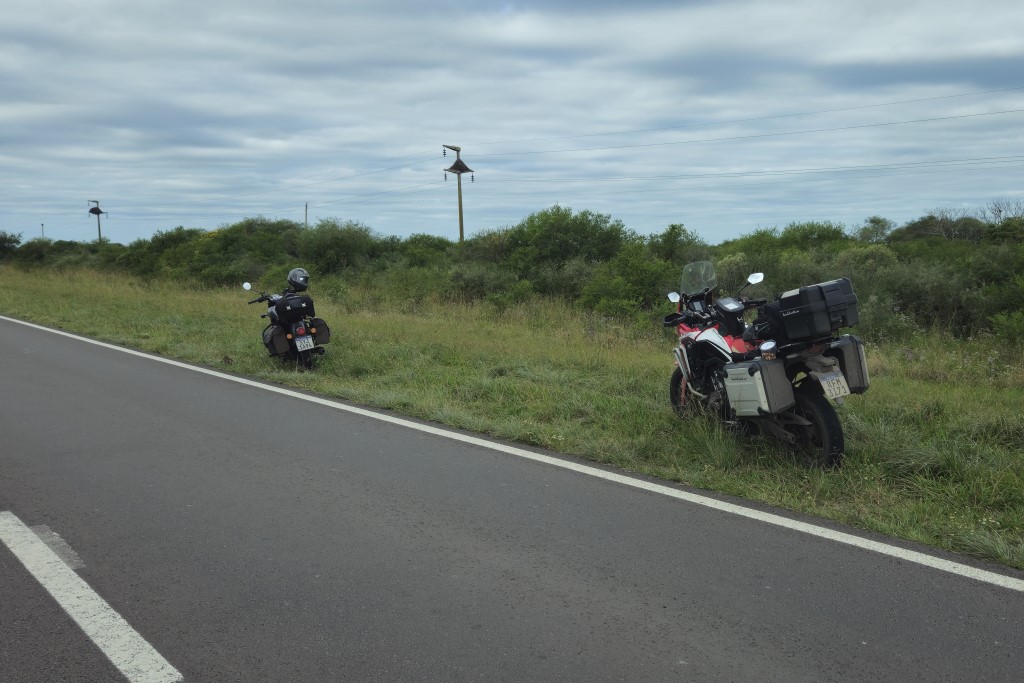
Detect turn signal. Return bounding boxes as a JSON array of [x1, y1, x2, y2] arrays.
[[286, 333, 294, 340], [310, 327, 317, 334]]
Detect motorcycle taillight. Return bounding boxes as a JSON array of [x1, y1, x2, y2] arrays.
[[296, 327, 306, 336]]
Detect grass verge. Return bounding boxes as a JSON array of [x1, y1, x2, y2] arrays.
[[2, 266, 1023, 570]]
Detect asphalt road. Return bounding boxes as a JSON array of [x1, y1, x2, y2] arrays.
[[2, 316, 1023, 682]]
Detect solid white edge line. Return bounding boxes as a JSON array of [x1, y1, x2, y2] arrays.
[[0, 511, 183, 683], [5, 314, 1024, 593]]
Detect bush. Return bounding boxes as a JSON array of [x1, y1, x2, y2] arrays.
[[11, 238, 54, 265], [991, 311, 1024, 347], [503, 205, 632, 278], [713, 252, 754, 294], [647, 223, 710, 266], [580, 274, 641, 318], [445, 262, 518, 301], [297, 219, 378, 274], [0, 231, 21, 260], [526, 257, 596, 299], [401, 233, 454, 268], [486, 279, 534, 312], [579, 242, 675, 311], [853, 216, 895, 243], [833, 244, 899, 279]]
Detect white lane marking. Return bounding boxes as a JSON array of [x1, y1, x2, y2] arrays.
[[0, 511, 183, 683], [5, 314, 1024, 593]]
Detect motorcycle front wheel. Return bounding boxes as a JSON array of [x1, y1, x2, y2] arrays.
[[669, 367, 688, 415], [783, 384, 844, 468]]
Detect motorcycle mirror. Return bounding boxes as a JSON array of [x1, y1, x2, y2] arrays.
[[747, 273, 764, 285], [668, 292, 681, 303], [243, 282, 252, 291]]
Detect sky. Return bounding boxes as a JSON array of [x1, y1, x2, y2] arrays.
[[2, 0, 1023, 246]]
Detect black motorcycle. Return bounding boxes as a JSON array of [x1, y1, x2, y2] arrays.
[[243, 267, 330, 370]]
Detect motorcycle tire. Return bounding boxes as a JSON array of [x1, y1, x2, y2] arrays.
[[669, 367, 689, 415], [786, 384, 844, 469]]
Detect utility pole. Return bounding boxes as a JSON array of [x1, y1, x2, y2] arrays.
[[443, 145, 473, 244], [305, 202, 308, 228], [41, 223, 45, 239], [88, 200, 107, 241]]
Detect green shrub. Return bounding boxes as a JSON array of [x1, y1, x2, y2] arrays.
[[445, 262, 518, 301], [486, 279, 534, 312], [991, 311, 1024, 347], [297, 219, 377, 274], [0, 231, 21, 260]]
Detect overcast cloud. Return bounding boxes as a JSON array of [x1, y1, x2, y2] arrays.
[[2, 0, 1023, 245]]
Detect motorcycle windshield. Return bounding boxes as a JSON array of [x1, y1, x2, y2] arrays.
[[680, 261, 717, 296]]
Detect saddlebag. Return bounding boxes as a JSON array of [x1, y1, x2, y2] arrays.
[[777, 277, 858, 341], [262, 325, 290, 356], [311, 317, 331, 345], [724, 359, 795, 417], [826, 334, 870, 394], [273, 294, 315, 325]]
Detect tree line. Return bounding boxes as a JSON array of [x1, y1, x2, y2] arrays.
[[2, 200, 1023, 343]]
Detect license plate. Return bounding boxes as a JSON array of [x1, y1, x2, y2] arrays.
[[816, 370, 850, 400], [295, 335, 315, 352]]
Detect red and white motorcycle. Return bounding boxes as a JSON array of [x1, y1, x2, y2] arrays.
[[664, 260, 869, 468]]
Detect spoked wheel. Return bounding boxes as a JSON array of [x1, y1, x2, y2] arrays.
[[669, 367, 689, 416], [780, 384, 844, 468]]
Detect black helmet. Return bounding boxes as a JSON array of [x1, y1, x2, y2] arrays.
[[287, 267, 310, 292]]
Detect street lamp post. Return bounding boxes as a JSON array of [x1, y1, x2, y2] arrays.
[[443, 145, 473, 244], [88, 200, 107, 241]]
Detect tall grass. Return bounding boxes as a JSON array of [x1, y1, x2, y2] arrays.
[[2, 266, 1023, 570]]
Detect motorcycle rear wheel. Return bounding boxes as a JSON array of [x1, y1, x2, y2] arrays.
[[784, 385, 844, 468]]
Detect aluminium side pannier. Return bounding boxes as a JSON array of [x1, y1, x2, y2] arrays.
[[723, 359, 795, 417], [826, 334, 870, 394]]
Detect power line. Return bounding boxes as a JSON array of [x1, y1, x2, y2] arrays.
[[70, 153, 1024, 224], [479, 155, 1024, 184], [475, 161, 1024, 201], [468, 85, 1024, 147], [105, 181, 448, 221], [472, 109, 1024, 158], [90, 100, 1024, 215], [105, 151, 442, 210], [17, 92, 1024, 236], [90, 109, 1024, 223]]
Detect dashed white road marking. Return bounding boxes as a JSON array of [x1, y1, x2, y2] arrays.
[[4, 314, 1024, 593], [0, 511, 183, 683]]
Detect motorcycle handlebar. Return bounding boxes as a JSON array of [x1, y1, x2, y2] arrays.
[[664, 310, 712, 327], [663, 312, 685, 327]]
